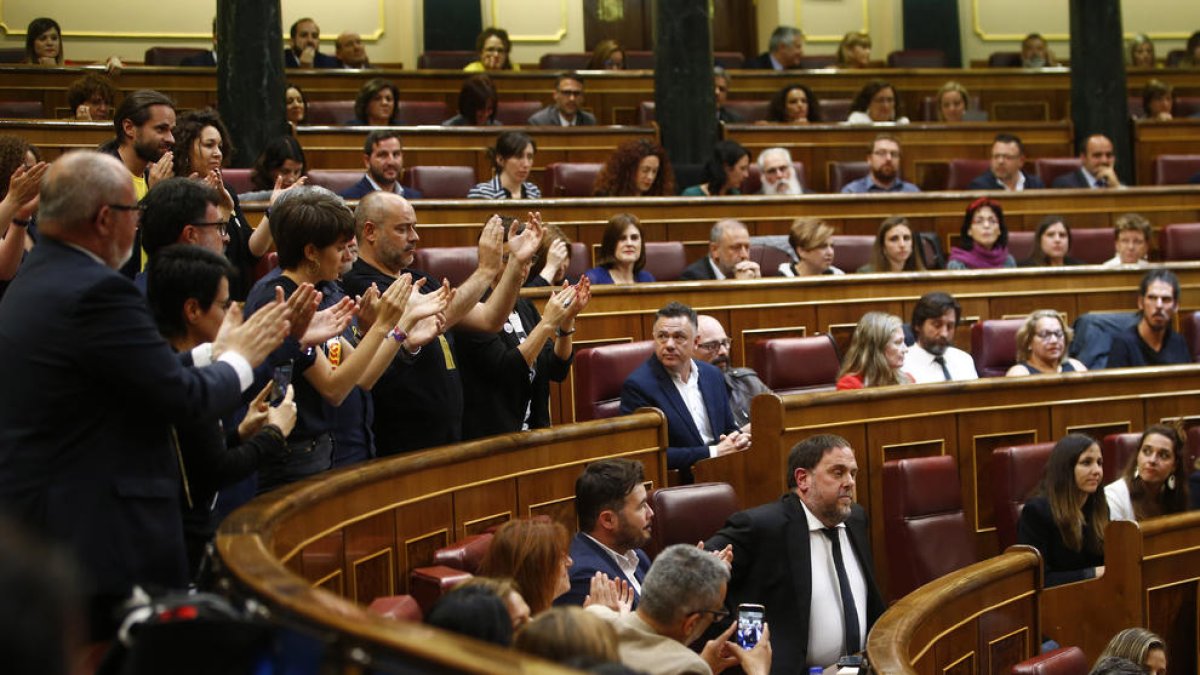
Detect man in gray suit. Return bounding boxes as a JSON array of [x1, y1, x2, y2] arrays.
[[527, 72, 596, 126]]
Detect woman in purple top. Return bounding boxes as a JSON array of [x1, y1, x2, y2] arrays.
[[584, 213, 655, 284], [946, 197, 1016, 270]]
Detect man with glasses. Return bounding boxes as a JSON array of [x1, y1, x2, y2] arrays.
[[135, 177, 227, 292], [527, 72, 595, 126], [968, 133, 1046, 191], [707, 434, 884, 674], [840, 133, 919, 194], [620, 302, 750, 481], [1107, 269, 1190, 367], [756, 147, 805, 195], [695, 315, 770, 427], [589, 544, 772, 675]]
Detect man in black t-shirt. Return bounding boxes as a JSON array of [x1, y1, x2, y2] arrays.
[[342, 191, 544, 454], [1107, 268, 1192, 368]]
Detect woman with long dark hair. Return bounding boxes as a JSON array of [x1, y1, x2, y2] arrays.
[[1105, 424, 1189, 522], [584, 214, 654, 284], [592, 139, 675, 196], [467, 131, 541, 199], [680, 140, 750, 196], [857, 216, 926, 273], [763, 84, 820, 124]]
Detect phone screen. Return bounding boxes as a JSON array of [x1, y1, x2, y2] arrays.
[[270, 363, 293, 405], [736, 604, 764, 650]]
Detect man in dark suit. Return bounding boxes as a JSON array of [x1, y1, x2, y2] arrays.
[[527, 72, 597, 126], [707, 433, 885, 675], [744, 26, 805, 70], [557, 459, 653, 608], [285, 17, 341, 68], [339, 129, 423, 201], [1051, 134, 1122, 189], [0, 151, 289, 638], [680, 219, 762, 280], [619, 302, 750, 479], [968, 133, 1046, 191]]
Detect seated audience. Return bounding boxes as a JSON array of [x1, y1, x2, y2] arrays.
[[969, 132, 1045, 191], [241, 135, 308, 203], [468, 131, 541, 199], [696, 315, 770, 428], [713, 66, 742, 123], [1051, 134, 1122, 189], [846, 80, 909, 124], [528, 72, 595, 126], [746, 25, 805, 70], [619, 302, 749, 477], [1005, 309, 1087, 376], [836, 31, 872, 68], [443, 74, 500, 126], [1102, 213, 1152, 267], [526, 223, 574, 287], [558, 458, 653, 608], [1105, 424, 1188, 522], [592, 139, 675, 197], [857, 216, 926, 272], [780, 218, 842, 276], [1097, 627, 1168, 675], [588, 39, 625, 70], [515, 606, 621, 665], [426, 584, 515, 646], [904, 292, 979, 382], [1107, 269, 1190, 367], [589, 544, 772, 675], [1128, 33, 1156, 68], [340, 129, 423, 200], [755, 147, 805, 195], [841, 133, 919, 193], [465, 27, 519, 71], [1141, 79, 1173, 120], [479, 518, 572, 615], [285, 17, 340, 68], [1019, 215, 1083, 267], [285, 83, 308, 126], [935, 81, 969, 122], [67, 72, 116, 121], [1017, 433, 1107, 586], [584, 213, 655, 284], [24, 17, 122, 71], [947, 197, 1016, 270], [680, 219, 761, 280], [347, 78, 399, 126], [334, 31, 370, 68], [681, 140, 750, 196], [837, 312, 912, 389], [457, 577, 531, 631], [1021, 32, 1058, 68], [763, 84, 820, 124]]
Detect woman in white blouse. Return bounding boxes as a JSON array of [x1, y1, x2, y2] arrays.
[[1105, 424, 1190, 521]]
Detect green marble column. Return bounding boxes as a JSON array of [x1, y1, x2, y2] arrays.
[[217, 0, 287, 168], [653, 0, 717, 167], [1068, 0, 1131, 184]]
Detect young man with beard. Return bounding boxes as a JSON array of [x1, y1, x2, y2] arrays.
[[339, 129, 423, 200], [902, 292, 979, 382], [557, 458, 654, 608], [840, 134, 919, 194], [1107, 269, 1190, 367]]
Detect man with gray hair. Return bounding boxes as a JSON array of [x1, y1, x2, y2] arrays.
[[756, 148, 804, 195], [680, 220, 761, 280], [713, 67, 742, 124], [746, 26, 805, 70], [591, 544, 772, 675]]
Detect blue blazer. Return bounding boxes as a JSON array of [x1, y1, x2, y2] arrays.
[[619, 355, 737, 472], [555, 532, 651, 608], [338, 176, 423, 201]]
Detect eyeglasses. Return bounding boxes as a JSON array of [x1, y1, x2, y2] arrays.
[[557, 89, 584, 98], [971, 217, 1000, 225], [694, 607, 730, 623], [107, 202, 145, 221], [871, 149, 900, 158], [1034, 330, 1065, 341], [193, 220, 229, 236], [697, 338, 732, 352]]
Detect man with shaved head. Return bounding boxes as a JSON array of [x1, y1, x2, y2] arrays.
[[694, 314, 771, 427]]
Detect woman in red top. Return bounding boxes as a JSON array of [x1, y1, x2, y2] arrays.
[[837, 312, 913, 389]]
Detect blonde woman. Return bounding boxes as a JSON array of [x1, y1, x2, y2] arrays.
[[1005, 310, 1086, 376], [781, 219, 843, 276], [836, 312, 913, 389]]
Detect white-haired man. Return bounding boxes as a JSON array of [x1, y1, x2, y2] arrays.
[[756, 148, 804, 195]]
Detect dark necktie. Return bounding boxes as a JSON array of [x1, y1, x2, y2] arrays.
[[822, 527, 861, 654], [933, 355, 952, 381]]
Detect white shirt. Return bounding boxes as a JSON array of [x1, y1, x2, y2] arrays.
[[669, 359, 714, 445], [1101, 254, 1149, 268], [1000, 171, 1027, 191], [1105, 478, 1135, 521], [583, 533, 643, 594], [903, 343, 979, 383], [800, 499, 868, 668], [707, 257, 727, 280]]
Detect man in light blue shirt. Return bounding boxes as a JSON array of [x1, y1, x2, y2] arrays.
[[840, 134, 920, 194]]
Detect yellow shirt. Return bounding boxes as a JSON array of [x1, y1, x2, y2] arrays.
[[462, 61, 520, 72], [131, 172, 148, 268]]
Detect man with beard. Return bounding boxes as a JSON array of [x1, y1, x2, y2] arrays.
[[840, 133, 919, 194], [557, 459, 653, 608], [902, 292, 979, 382], [1107, 269, 1190, 367], [756, 147, 805, 195], [285, 17, 340, 69], [696, 315, 770, 427], [706, 434, 884, 674], [339, 130, 423, 200], [527, 72, 596, 126], [99, 89, 177, 277]]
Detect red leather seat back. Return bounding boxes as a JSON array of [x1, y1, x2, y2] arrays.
[[1007, 231, 1035, 262], [1010, 646, 1089, 675], [1174, 97, 1200, 118], [1101, 432, 1140, 484], [496, 100, 542, 126], [409, 566, 473, 615], [432, 533, 494, 574], [1152, 155, 1200, 185], [797, 55, 836, 69], [253, 251, 278, 284], [1162, 222, 1200, 261], [749, 244, 794, 277], [144, 47, 208, 66], [573, 341, 656, 421], [566, 242, 589, 281], [883, 455, 978, 599], [946, 158, 990, 189], [970, 318, 1024, 378], [408, 165, 477, 199], [223, 168, 254, 195], [367, 594, 423, 622], [645, 482, 740, 559], [396, 100, 449, 125], [829, 161, 868, 192], [546, 162, 603, 197], [714, 52, 745, 69], [638, 101, 656, 125], [887, 49, 947, 68], [992, 442, 1055, 549], [724, 100, 769, 123], [306, 100, 356, 125], [306, 169, 363, 195], [743, 161, 807, 195], [643, 242, 687, 281], [538, 53, 591, 70], [988, 51, 1022, 67], [1034, 157, 1083, 187], [0, 100, 43, 119], [831, 235, 876, 273], [1184, 311, 1200, 362], [819, 98, 852, 123], [417, 51, 477, 69], [1070, 228, 1116, 264], [751, 335, 840, 394], [412, 246, 479, 287], [625, 51, 655, 69]]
